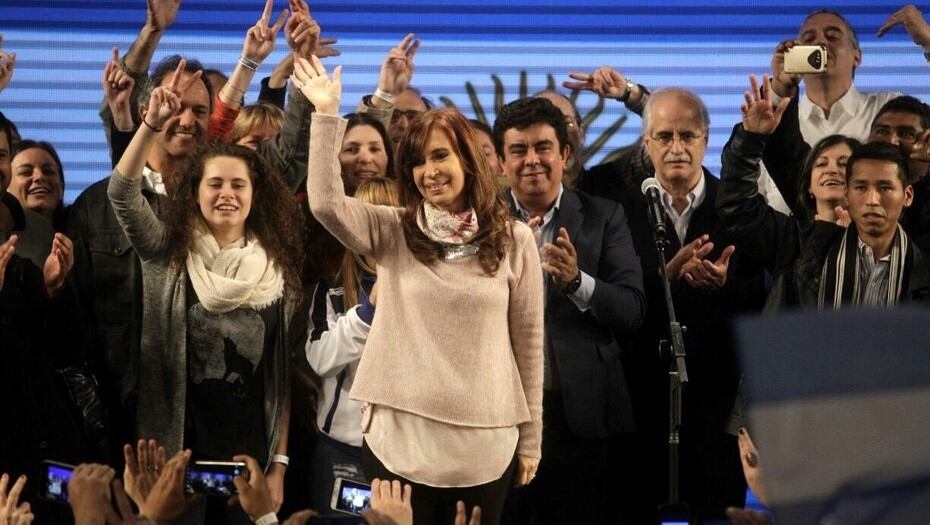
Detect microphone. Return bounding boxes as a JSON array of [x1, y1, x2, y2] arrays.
[[640, 177, 668, 243]]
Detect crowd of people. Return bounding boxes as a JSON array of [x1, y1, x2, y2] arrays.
[[2, 1, 930, 524]]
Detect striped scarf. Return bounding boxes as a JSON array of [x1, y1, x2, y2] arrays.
[[818, 223, 911, 309]]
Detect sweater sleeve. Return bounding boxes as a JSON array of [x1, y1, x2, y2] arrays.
[[508, 222, 545, 459], [106, 169, 169, 261], [307, 113, 398, 259], [208, 96, 240, 141]]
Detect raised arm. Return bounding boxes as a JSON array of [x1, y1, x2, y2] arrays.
[[108, 61, 200, 260], [357, 34, 421, 132], [717, 74, 793, 271], [295, 56, 397, 258], [100, 0, 180, 142], [0, 34, 15, 95], [563, 65, 649, 116]]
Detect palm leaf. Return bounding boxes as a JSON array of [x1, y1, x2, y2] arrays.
[[581, 95, 605, 133], [492, 74, 506, 119], [546, 73, 556, 91], [465, 81, 487, 124], [519, 71, 528, 99], [440, 96, 458, 110], [583, 114, 628, 162]]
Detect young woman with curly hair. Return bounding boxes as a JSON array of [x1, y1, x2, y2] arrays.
[[295, 55, 543, 525], [106, 60, 302, 524]]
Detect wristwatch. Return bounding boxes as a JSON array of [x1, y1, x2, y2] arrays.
[[563, 271, 582, 295], [616, 80, 636, 103]]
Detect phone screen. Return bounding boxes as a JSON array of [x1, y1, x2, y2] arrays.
[[41, 461, 75, 503], [333, 479, 372, 515], [185, 461, 245, 497]]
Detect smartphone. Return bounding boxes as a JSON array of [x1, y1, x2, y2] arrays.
[[784, 44, 827, 74], [185, 461, 246, 497], [40, 460, 76, 503], [330, 477, 371, 516]]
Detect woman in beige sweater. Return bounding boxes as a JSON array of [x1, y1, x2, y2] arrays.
[[294, 56, 544, 524]]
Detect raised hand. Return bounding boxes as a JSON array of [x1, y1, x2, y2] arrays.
[[0, 236, 16, 292], [454, 501, 482, 525], [741, 74, 791, 135], [377, 33, 420, 98], [243, 0, 289, 64], [0, 473, 34, 525], [770, 39, 802, 98], [102, 48, 136, 131], [123, 439, 166, 510], [563, 65, 630, 99], [144, 0, 181, 33], [144, 59, 198, 130], [43, 233, 74, 297], [815, 205, 851, 228], [365, 479, 413, 525], [0, 35, 15, 94], [513, 454, 539, 487], [877, 4, 930, 50], [138, 449, 196, 522], [68, 464, 116, 525], [291, 55, 342, 114]]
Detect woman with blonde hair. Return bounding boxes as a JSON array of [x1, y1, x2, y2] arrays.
[[228, 102, 285, 150], [296, 55, 543, 524], [305, 177, 399, 512]]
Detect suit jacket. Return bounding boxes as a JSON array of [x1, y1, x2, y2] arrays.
[[592, 170, 766, 431], [507, 187, 646, 438]]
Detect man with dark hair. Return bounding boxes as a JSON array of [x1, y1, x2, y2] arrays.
[[869, 95, 930, 183], [810, 142, 930, 306], [494, 96, 646, 524], [67, 53, 212, 466]]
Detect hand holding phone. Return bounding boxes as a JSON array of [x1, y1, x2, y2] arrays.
[[331, 477, 372, 516], [784, 45, 827, 74], [39, 460, 76, 503], [185, 461, 246, 497], [230, 454, 277, 520]]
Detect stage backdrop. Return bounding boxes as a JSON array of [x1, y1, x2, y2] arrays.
[[1, 0, 927, 202]]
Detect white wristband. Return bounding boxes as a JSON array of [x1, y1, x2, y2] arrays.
[[254, 512, 278, 525], [373, 88, 396, 104], [271, 454, 290, 466]]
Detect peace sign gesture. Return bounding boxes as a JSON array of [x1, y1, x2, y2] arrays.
[[741, 74, 791, 135], [144, 59, 201, 130], [242, 0, 289, 64], [292, 55, 342, 115], [377, 33, 421, 97]]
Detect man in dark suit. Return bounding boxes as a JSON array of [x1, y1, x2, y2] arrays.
[[494, 97, 646, 524], [586, 87, 767, 521]]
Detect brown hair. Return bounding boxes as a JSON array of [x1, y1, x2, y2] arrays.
[[164, 140, 303, 294], [395, 109, 512, 275], [228, 102, 285, 145], [338, 178, 400, 308]]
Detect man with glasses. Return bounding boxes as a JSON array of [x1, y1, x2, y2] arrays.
[[605, 88, 766, 522]]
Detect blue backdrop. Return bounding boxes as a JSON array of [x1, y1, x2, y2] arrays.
[[1, 0, 927, 202]]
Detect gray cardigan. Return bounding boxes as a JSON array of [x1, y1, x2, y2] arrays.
[[107, 170, 290, 459]]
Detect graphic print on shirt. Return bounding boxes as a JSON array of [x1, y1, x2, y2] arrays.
[[188, 304, 265, 397]]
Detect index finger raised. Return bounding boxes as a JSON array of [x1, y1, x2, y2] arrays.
[[261, 0, 275, 23], [168, 58, 187, 91]]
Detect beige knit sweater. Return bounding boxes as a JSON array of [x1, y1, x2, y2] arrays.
[[307, 113, 544, 458]]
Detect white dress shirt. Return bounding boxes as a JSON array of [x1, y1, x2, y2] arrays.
[[657, 173, 706, 245]]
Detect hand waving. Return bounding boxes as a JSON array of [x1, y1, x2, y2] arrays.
[[877, 4, 930, 51], [0, 35, 15, 94], [123, 439, 166, 510], [144, 0, 181, 33], [741, 74, 791, 135], [563, 65, 629, 99], [242, 0, 289, 64], [377, 34, 420, 97], [103, 48, 136, 131], [291, 55, 342, 114]]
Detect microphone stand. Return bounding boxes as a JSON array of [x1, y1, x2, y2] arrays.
[[652, 225, 690, 522]]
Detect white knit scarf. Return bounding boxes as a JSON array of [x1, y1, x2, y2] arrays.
[[185, 221, 284, 313]]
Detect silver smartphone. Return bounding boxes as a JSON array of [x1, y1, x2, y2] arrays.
[[784, 45, 827, 74], [330, 477, 372, 516]]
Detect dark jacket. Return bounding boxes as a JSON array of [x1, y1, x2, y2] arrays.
[[507, 187, 646, 437], [717, 124, 823, 311]]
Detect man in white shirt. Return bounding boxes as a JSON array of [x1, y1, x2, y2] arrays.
[[761, 6, 930, 213]]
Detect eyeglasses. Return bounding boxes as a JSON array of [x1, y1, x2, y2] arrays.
[[391, 110, 424, 123], [649, 131, 703, 147]]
